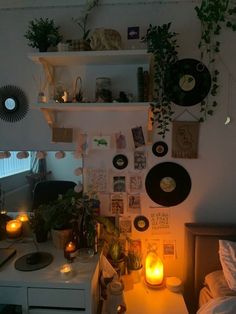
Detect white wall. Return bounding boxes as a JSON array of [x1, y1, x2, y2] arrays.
[[0, 1, 236, 280]]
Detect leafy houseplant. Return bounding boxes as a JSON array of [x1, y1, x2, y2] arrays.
[[72, 0, 100, 50], [24, 18, 63, 52], [195, 0, 236, 121], [144, 23, 179, 138]]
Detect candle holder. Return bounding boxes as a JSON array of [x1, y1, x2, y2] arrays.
[[6, 219, 22, 238], [59, 263, 74, 279], [144, 250, 164, 289], [64, 240, 78, 262]]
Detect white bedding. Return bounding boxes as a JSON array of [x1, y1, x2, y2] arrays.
[[197, 296, 236, 314]]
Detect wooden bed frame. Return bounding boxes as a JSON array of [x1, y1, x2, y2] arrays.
[[183, 223, 236, 314]]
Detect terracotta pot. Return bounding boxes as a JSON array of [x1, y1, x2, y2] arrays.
[[51, 228, 72, 249]]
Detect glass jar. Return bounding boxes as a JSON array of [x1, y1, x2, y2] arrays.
[[95, 77, 112, 102]]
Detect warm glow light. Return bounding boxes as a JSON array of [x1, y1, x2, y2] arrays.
[[145, 252, 164, 287], [65, 241, 76, 252], [60, 263, 73, 278], [6, 219, 22, 238], [17, 213, 29, 222]]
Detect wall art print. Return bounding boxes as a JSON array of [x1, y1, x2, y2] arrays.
[[127, 194, 141, 214], [150, 208, 171, 234], [111, 194, 125, 214], [113, 176, 126, 192], [172, 121, 199, 159], [131, 126, 145, 148], [119, 216, 132, 234], [129, 173, 143, 192], [91, 135, 111, 150], [84, 168, 107, 192], [134, 151, 146, 170]]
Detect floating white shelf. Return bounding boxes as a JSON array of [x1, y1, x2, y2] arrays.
[[28, 49, 151, 66]]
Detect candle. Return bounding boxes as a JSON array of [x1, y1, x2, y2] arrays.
[[145, 252, 164, 287], [64, 241, 78, 261], [6, 219, 22, 238], [60, 263, 73, 278], [16, 213, 31, 237]]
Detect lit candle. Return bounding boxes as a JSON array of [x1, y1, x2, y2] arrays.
[[6, 219, 22, 238], [64, 241, 78, 261], [16, 213, 31, 237], [145, 252, 164, 287], [60, 263, 73, 278]]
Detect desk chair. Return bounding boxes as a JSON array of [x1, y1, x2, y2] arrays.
[[32, 180, 76, 209]]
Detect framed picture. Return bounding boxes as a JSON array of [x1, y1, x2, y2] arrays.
[[127, 26, 140, 40], [113, 176, 126, 192], [131, 126, 145, 148]]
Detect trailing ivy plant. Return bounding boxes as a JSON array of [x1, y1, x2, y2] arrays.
[[195, 0, 236, 121], [144, 23, 179, 138]]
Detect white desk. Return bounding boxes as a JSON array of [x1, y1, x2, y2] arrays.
[[0, 239, 100, 314], [124, 281, 189, 314]]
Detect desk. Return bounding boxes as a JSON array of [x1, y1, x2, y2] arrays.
[[0, 239, 100, 314], [124, 280, 189, 314]]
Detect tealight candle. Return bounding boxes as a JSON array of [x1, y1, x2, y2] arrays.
[[16, 213, 31, 237], [60, 263, 73, 278], [6, 219, 22, 238], [64, 241, 78, 262]]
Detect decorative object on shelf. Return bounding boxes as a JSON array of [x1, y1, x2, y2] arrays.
[[143, 23, 179, 138], [64, 240, 78, 262], [106, 280, 126, 313], [116, 91, 129, 103], [127, 26, 140, 40], [195, 0, 236, 121], [6, 219, 22, 238], [172, 121, 200, 159], [133, 215, 149, 232], [16, 213, 31, 237], [0, 85, 28, 123], [95, 77, 112, 102], [152, 141, 168, 157], [73, 76, 83, 102], [72, 0, 100, 51], [24, 17, 62, 52], [165, 58, 211, 107], [145, 250, 164, 288], [90, 28, 122, 51], [113, 154, 128, 170], [145, 162, 191, 206]]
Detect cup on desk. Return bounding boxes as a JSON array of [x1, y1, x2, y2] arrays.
[[6, 219, 22, 238]]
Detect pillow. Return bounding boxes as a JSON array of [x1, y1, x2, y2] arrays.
[[204, 270, 236, 298], [197, 296, 236, 314], [219, 240, 236, 290]]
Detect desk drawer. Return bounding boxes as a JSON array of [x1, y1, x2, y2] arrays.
[[28, 288, 85, 308], [0, 286, 24, 304]]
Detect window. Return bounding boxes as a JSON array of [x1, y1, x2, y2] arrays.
[[0, 151, 31, 178]]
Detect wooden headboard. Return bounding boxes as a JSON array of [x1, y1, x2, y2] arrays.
[[183, 223, 236, 314]]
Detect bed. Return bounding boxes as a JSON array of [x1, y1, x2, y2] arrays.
[[183, 223, 236, 314]]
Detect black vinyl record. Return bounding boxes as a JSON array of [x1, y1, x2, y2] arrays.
[[145, 162, 191, 206], [113, 154, 128, 170], [165, 59, 211, 106], [152, 141, 168, 157], [134, 215, 149, 232]]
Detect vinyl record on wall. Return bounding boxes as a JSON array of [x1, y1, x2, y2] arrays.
[[165, 59, 211, 106], [145, 162, 191, 206], [113, 154, 128, 170], [134, 215, 149, 232], [152, 141, 168, 157]]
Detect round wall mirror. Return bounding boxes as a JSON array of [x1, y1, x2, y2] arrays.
[[0, 85, 28, 122]]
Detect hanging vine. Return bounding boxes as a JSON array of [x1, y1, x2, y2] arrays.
[[144, 23, 179, 138], [195, 0, 236, 121]]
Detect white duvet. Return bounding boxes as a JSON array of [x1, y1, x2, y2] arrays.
[[197, 296, 236, 314]]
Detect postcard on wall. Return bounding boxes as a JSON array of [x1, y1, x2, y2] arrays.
[[131, 126, 145, 148], [91, 135, 111, 150], [134, 151, 146, 170], [111, 194, 125, 214], [150, 208, 171, 234], [119, 216, 132, 235], [84, 168, 107, 192], [129, 173, 143, 192], [127, 193, 141, 214], [115, 132, 127, 150], [163, 240, 177, 260], [113, 175, 126, 193]]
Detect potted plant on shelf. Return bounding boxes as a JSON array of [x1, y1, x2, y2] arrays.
[[127, 239, 143, 283], [29, 207, 49, 243], [143, 23, 179, 138], [24, 17, 63, 52], [72, 0, 100, 50]]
